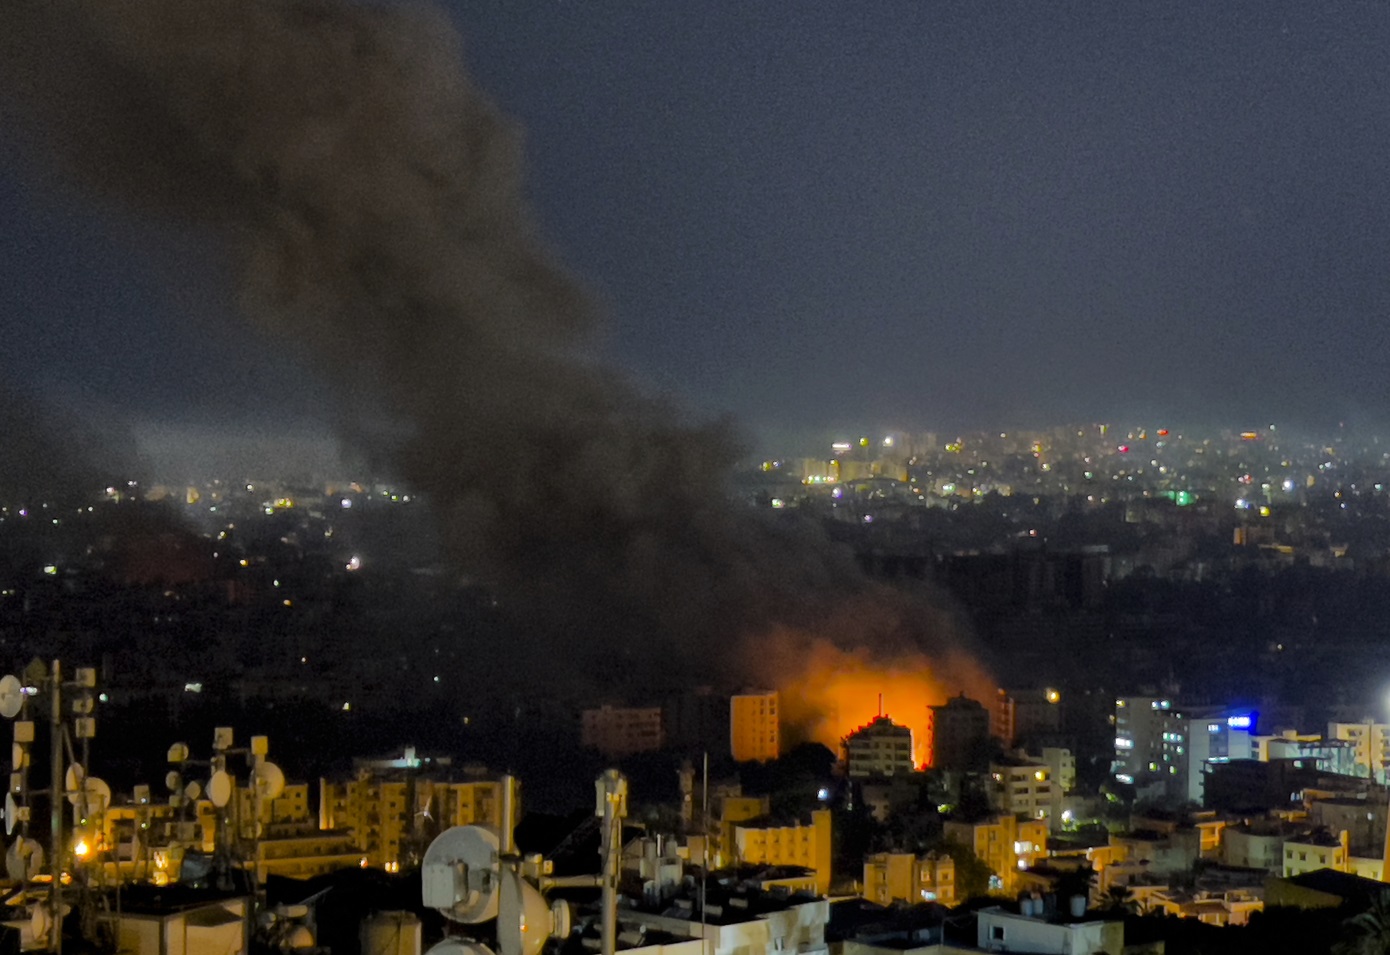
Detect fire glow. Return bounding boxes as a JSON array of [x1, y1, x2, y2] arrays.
[[769, 636, 993, 769]]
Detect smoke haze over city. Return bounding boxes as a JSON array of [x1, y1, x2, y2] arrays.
[[9, 11, 1390, 946], [0, 1, 997, 708], [4, 1, 1390, 740], [4, 1, 1390, 462]]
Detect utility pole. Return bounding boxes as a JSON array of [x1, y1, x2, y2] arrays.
[[595, 770, 627, 955], [48, 660, 61, 955]]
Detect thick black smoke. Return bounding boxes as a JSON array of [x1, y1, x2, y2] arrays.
[[0, 386, 147, 505], [0, 1, 979, 693]]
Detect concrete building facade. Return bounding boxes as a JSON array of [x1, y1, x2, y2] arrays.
[[861, 851, 956, 906], [582, 704, 665, 758], [731, 690, 780, 763], [844, 716, 915, 777]]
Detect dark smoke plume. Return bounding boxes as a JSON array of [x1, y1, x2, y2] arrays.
[[0, 1, 983, 694], [0, 386, 147, 505]]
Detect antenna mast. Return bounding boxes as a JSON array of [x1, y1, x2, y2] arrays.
[[48, 661, 61, 955]]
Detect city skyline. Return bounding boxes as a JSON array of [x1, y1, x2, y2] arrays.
[[4, 1, 1390, 476]]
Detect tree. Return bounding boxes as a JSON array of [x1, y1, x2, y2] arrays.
[[1336, 891, 1390, 955], [1098, 884, 1140, 915], [936, 840, 995, 900]]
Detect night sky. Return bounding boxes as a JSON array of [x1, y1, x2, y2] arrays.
[[3, 1, 1390, 477]]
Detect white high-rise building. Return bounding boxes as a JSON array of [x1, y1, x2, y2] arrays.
[[1113, 698, 1259, 804]]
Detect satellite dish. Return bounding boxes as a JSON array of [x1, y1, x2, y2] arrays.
[[69, 776, 111, 813], [3, 792, 15, 835], [208, 771, 233, 808], [253, 761, 285, 801], [283, 925, 316, 950], [167, 742, 189, 764], [5, 837, 43, 881], [66, 771, 108, 809], [425, 942, 496, 955], [29, 901, 65, 943], [11, 742, 25, 771], [497, 866, 553, 955], [421, 825, 501, 923], [184, 781, 202, 801], [0, 677, 21, 719], [165, 771, 181, 792]]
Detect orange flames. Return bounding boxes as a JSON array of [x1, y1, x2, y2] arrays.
[[752, 626, 995, 769]]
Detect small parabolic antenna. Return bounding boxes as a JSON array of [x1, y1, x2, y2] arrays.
[[5, 837, 43, 881], [165, 771, 181, 792], [422, 825, 501, 923], [498, 866, 558, 955], [70, 778, 111, 813], [64, 765, 111, 811], [29, 905, 48, 944], [253, 761, 286, 800], [29, 900, 68, 944], [208, 770, 233, 808], [424, 941, 495, 955], [10, 742, 26, 770], [167, 742, 189, 764], [0, 676, 22, 719], [3, 792, 16, 835]]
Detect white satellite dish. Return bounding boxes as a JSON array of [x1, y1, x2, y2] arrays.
[[253, 761, 286, 801], [68, 776, 110, 813], [3, 792, 15, 835], [63, 764, 84, 796], [424, 941, 496, 955], [208, 770, 233, 808], [421, 824, 501, 923], [0, 677, 22, 719], [497, 866, 553, 955], [10, 742, 25, 771], [165, 771, 181, 792], [5, 837, 43, 881], [29, 901, 65, 943], [167, 742, 189, 763]]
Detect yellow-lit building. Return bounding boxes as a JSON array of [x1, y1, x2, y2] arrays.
[[102, 780, 362, 885], [1282, 830, 1349, 878], [192, 782, 315, 850], [249, 830, 363, 881], [987, 758, 1058, 825], [862, 851, 956, 905], [1327, 722, 1390, 782], [731, 690, 780, 763], [943, 815, 1048, 894], [319, 774, 514, 870], [734, 809, 832, 895], [92, 801, 179, 882], [676, 776, 770, 869]]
